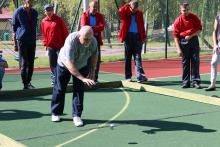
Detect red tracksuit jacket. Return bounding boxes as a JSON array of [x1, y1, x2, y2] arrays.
[[41, 14, 69, 49], [173, 12, 202, 39], [118, 3, 146, 43], [80, 10, 105, 45]]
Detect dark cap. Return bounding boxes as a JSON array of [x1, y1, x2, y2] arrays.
[[44, 4, 53, 10]]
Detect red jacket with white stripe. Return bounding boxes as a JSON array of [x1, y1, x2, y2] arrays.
[[41, 14, 69, 49]]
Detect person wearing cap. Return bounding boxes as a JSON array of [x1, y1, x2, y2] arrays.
[[0, 51, 8, 90], [205, 14, 220, 91], [51, 26, 98, 127], [118, 0, 147, 83], [12, 0, 38, 90], [41, 4, 69, 85], [173, 3, 202, 89], [80, 0, 104, 82]]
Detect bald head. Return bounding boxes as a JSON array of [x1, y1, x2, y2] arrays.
[[79, 26, 93, 37], [89, 0, 99, 14], [79, 26, 94, 47]]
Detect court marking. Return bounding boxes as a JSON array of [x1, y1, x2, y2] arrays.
[[0, 133, 26, 147], [122, 81, 220, 106], [55, 88, 131, 147]]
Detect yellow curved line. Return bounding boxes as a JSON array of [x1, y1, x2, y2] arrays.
[[55, 88, 130, 147]]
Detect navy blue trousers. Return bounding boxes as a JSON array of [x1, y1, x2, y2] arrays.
[[17, 41, 36, 85], [47, 48, 59, 84], [51, 64, 89, 117], [180, 36, 201, 85], [0, 66, 5, 89], [95, 44, 101, 81], [124, 32, 145, 81], [87, 37, 100, 82]]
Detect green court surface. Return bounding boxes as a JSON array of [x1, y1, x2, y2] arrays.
[[1, 72, 220, 147]]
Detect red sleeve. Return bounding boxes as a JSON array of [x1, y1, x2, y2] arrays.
[[40, 20, 47, 46], [92, 14, 105, 33], [190, 14, 202, 34], [194, 14, 202, 30], [118, 3, 131, 20], [60, 18, 69, 40], [80, 12, 88, 27], [173, 18, 180, 38]]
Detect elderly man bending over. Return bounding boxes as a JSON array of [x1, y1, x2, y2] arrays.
[[51, 26, 98, 127]]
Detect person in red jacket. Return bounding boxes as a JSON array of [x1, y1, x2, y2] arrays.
[[80, 0, 104, 82], [118, 0, 147, 83], [173, 2, 202, 89], [41, 4, 69, 85]]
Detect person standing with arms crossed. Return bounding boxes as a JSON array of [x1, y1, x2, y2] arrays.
[[118, 0, 147, 83], [51, 26, 98, 127], [41, 4, 69, 85], [173, 2, 202, 89], [12, 0, 38, 89], [205, 14, 220, 91], [80, 0, 104, 82]]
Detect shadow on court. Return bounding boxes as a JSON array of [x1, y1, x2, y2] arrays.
[[82, 119, 216, 134], [81, 111, 219, 134], [0, 109, 50, 121], [0, 96, 51, 102]]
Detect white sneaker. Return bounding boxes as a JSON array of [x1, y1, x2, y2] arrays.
[[125, 78, 132, 82], [51, 115, 60, 122], [73, 116, 83, 127]]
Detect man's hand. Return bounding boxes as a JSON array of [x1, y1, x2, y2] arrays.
[[177, 49, 182, 57], [185, 35, 192, 41], [12, 33, 18, 51], [82, 78, 96, 87], [87, 70, 95, 80], [14, 45, 18, 52], [213, 45, 219, 54]]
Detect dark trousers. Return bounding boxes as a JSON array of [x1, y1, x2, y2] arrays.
[[17, 40, 36, 85], [87, 39, 100, 82], [47, 48, 59, 83], [51, 64, 89, 117], [0, 66, 5, 89], [95, 45, 101, 81], [180, 36, 201, 85], [124, 32, 145, 81]]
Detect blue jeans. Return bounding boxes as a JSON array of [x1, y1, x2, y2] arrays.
[[124, 32, 145, 81], [180, 36, 201, 85], [47, 48, 59, 84], [51, 64, 89, 117], [0, 66, 5, 90]]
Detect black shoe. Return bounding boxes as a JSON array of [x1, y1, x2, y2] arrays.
[[205, 86, 216, 91], [181, 84, 190, 88], [192, 83, 202, 89], [137, 77, 148, 83], [23, 83, 35, 90]]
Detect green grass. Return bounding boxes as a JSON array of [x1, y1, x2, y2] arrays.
[[3, 49, 212, 68], [1, 39, 213, 68]]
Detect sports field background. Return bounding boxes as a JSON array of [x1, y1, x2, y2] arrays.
[[1, 55, 220, 147]]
